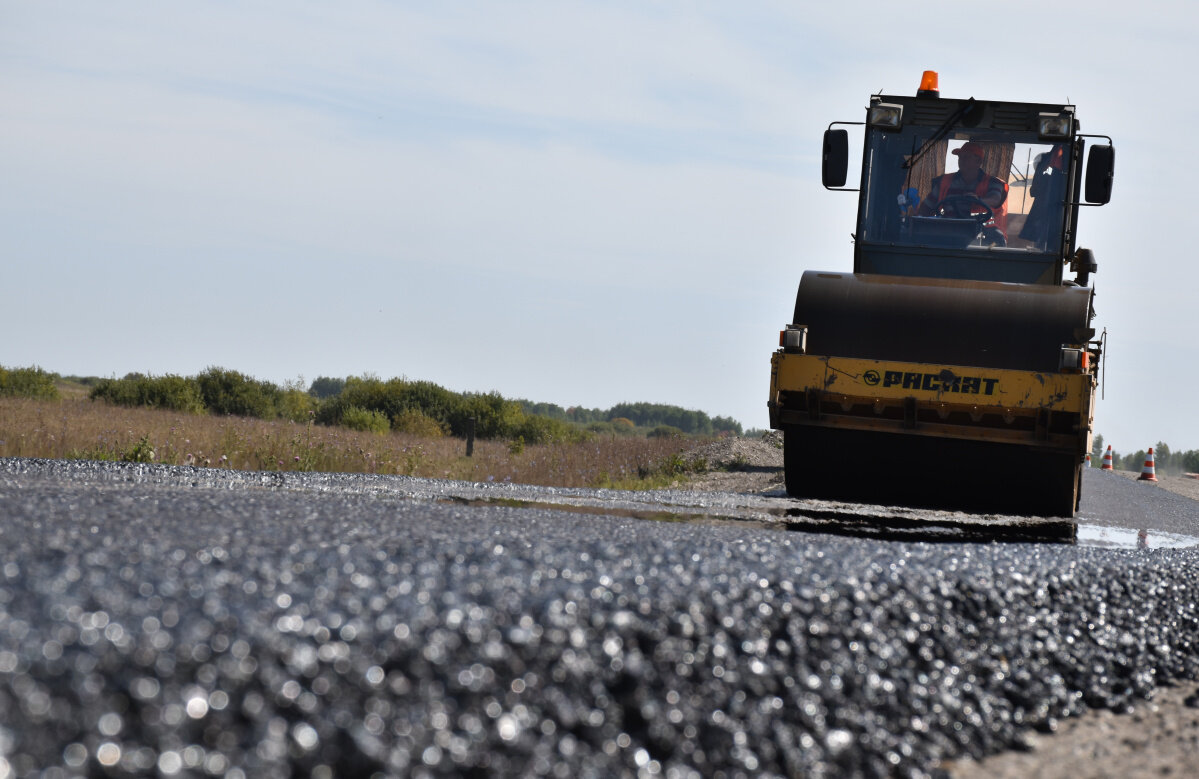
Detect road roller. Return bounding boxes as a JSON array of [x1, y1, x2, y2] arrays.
[[768, 71, 1116, 517]]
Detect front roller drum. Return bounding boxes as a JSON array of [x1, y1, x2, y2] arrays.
[[783, 425, 1081, 518]]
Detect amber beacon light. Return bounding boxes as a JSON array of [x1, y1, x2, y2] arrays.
[[917, 70, 939, 97]]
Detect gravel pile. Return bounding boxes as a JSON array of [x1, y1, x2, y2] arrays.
[[680, 433, 785, 494], [686, 432, 784, 472], [2, 458, 1199, 777]]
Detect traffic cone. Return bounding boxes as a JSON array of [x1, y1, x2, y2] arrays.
[[1138, 448, 1158, 482], [1101, 445, 1113, 471], [1085, 452, 1092, 467]]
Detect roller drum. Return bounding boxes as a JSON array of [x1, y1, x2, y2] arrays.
[[793, 272, 1093, 372]]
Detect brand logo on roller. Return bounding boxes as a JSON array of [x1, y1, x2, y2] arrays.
[[869, 369, 999, 395]]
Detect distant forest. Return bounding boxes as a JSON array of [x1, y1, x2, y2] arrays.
[[517, 400, 742, 438]]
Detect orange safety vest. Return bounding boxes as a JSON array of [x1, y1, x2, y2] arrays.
[[937, 173, 1008, 234]]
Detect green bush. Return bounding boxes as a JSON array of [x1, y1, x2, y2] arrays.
[[317, 377, 459, 429], [89, 367, 283, 419], [453, 392, 524, 439], [391, 409, 447, 437], [195, 367, 281, 418], [648, 424, 685, 439], [277, 387, 316, 423], [514, 414, 587, 445], [315, 376, 386, 426], [340, 406, 390, 434], [120, 435, 156, 463], [89, 373, 205, 414], [316, 378, 528, 440], [0, 366, 60, 400], [308, 376, 346, 399]]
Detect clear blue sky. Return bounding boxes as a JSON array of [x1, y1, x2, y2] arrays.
[[3, 2, 1196, 454]]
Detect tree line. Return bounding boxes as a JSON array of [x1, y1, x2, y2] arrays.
[[1091, 434, 1199, 474], [515, 399, 741, 437], [3, 365, 742, 444]]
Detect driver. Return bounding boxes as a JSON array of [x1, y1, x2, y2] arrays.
[[914, 141, 1008, 238]]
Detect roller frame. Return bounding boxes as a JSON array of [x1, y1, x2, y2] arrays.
[[769, 352, 1096, 454]]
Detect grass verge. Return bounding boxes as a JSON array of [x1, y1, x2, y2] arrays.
[[0, 397, 714, 490]]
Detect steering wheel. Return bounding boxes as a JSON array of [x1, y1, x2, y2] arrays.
[[935, 194, 993, 226]]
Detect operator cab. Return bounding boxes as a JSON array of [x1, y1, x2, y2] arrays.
[[822, 71, 1114, 286]]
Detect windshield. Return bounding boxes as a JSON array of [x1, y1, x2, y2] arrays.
[[859, 126, 1069, 254]]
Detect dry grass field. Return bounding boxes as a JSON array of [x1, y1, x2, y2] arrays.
[[0, 396, 714, 490]]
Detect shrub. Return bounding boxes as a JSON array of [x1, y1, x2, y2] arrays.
[[0, 366, 60, 400], [391, 409, 447, 438], [648, 424, 685, 439], [278, 387, 316, 423], [454, 392, 525, 439], [514, 414, 587, 445], [340, 406, 390, 435], [317, 377, 462, 431], [400, 381, 463, 428], [120, 435, 156, 463], [318, 378, 534, 441], [315, 376, 385, 426], [308, 376, 346, 399], [195, 367, 281, 418], [89, 373, 205, 414]]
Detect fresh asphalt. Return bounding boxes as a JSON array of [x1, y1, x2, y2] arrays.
[[1, 459, 1197, 777]]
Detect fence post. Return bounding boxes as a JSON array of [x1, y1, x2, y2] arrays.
[[466, 417, 476, 457]]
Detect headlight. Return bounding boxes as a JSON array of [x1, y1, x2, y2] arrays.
[[1059, 346, 1091, 373], [1038, 112, 1072, 139], [868, 102, 904, 130], [780, 326, 808, 354]]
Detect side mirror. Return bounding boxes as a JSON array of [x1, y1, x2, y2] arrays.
[[822, 129, 849, 188], [1084, 145, 1114, 204]]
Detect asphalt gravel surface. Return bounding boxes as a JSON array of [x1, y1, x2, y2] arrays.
[[1, 458, 1198, 778]]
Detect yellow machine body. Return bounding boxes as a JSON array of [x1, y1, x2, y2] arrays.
[[769, 352, 1095, 451]]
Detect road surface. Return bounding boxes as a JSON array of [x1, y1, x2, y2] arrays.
[[1, 457, 1197, 777]]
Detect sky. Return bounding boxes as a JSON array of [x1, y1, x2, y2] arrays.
[[2, 1, 1197, 454]]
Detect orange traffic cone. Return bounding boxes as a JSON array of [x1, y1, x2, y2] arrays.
[[1085, 452, 1092, 468], [1138, 447, 1158, 482], [1101, 445, 1114, 471]]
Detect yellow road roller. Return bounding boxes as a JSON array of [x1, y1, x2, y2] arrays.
[[768, 71, 1115, 517]]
